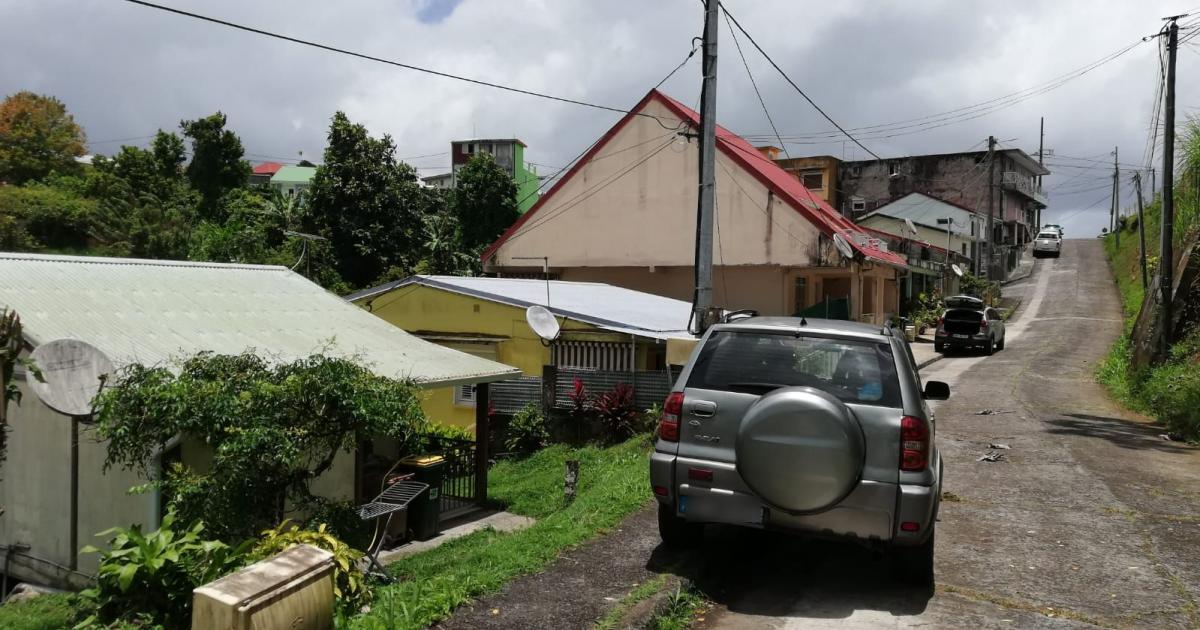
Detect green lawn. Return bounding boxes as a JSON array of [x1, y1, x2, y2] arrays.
[[0, 594, 81, 630], [347, 436, 653, 629]]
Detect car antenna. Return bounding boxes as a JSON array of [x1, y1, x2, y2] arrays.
[[800, 317, 808, 326]]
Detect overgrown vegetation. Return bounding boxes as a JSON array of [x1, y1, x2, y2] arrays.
[[0, 90, 521, 292], [0, 594, 81, 630], [646, 584, 710, 630], [250, 521, 369, 611], [504, 403, 550, 455], [347, 436, 651, 629], [1099, 118, 1200, 440], [92, 352, 428, 542]]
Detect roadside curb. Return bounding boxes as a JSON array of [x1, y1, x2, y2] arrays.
[[917, 354, 944, 371]]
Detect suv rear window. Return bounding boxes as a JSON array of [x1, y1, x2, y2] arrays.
[[686, 331, 902, 407], [1037, 232, 1058, 239]]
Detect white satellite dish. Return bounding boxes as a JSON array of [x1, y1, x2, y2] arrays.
[[525, 305, 561, 341], [832, 233, 854, 259], [903, 218, 918, 236], [27, 339, 114, 417], [951, 263, 964, 277]]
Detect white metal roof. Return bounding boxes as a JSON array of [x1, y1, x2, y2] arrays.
[[859, 192, 978, 237], [348, 275, 695, 341], [0, 253, 519, 387]]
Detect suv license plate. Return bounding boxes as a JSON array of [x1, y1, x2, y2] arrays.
[[952, 334, 968, 339]]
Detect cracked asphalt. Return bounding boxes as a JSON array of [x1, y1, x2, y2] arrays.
[[436, 240, 1200, 629], [696, 240, 1200, 629]]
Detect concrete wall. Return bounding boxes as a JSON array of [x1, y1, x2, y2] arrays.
[[489, 98, 823, 269], [773, 155, 840, 207]]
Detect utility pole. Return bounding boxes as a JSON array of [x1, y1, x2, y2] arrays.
[[692, 0, 718, 335], [1135, 172, 1149, 291], [986, 135, 996, 281], [1160, 16, 1179, 351], [1112, 146, 1120, 247], [1037, 117, 1045, 231]]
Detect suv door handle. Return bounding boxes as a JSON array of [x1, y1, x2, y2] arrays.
[[688, 400, 717, 418]]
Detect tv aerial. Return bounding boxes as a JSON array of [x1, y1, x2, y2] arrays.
[[27, 339, 114, 417], [525, 305, 561, 342]]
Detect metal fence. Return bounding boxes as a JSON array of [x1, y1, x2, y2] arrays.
[[490, 376, 542, 414], [421, 435, 478, 521], [554, 368, 680, 410]]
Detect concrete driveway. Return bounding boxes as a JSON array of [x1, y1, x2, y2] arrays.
[[694, 239, 1200, 629]]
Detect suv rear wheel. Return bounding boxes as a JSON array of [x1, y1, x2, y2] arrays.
[[892, 529, 935, 585], [658, 503, 703, 547]]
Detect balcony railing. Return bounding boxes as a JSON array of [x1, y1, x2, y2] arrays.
[[1001, 171, 1048, 206]]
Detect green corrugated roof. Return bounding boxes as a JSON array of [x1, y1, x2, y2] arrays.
[[0, 253, 518, 387], [269, 166, 317, 184]]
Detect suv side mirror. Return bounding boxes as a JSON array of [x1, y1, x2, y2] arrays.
[[923, 381, 950, 400]]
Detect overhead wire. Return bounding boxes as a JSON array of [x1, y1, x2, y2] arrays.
[[118, 0, 688, 128], [722, 9, 789, 160], [718, 3, 883, 160]]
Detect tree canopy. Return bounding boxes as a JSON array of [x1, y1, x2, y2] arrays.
[[453, 152, 520, 251], [93, 352, 428, 541], [180, 112, 250, 218], [0, 91, 86, 184]]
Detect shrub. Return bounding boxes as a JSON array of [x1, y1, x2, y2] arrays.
[[251, 521, 368, 611], [504, 404, 549, 455], [78, 511, 252, 629], [594, 383, 639, 441]]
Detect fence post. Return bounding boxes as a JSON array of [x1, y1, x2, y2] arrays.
[[474, 382, 490, 506], [541, 364, 557, 418]]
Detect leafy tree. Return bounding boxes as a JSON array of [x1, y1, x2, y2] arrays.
[[0, 91, 86, 184], [452, 152, 519, 250], [0, 183, 97, 251], [180, 112, 250, 218], [416, 203, 478, 275], [93, 352, 427, 542], [94, 131, 186, 204], [305, 112, 429, 288]]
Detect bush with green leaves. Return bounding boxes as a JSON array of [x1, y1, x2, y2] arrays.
[[504, 404, 549, 455], [78, 511, 252, 630], [594, 383, 639, 441], [93, 352, 428, 543], [250, 521, 368, 612]]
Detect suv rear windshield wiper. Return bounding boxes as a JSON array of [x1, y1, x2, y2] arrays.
[[725, 382, 791, 394]]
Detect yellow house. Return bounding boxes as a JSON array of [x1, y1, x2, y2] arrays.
[[346, 275, 697, 428]]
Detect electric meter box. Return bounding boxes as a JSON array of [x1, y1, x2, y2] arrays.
[[191, 543, 335, 630]]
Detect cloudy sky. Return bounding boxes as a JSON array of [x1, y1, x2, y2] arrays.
[[2, 0, 1197, 236]]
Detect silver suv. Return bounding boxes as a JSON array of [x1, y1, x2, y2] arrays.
[[650, 317, 948, 583]]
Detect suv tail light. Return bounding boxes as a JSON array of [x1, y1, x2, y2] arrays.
[[900, 415, 929, 471], [658, 392, 684, 442], [936, 316, 944, 331]]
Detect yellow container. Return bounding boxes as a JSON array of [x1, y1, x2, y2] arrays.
[[399, 454, 445, 467]]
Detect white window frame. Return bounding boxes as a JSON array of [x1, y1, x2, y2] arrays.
[[453, 383, 476, 408], [851, 198, 866, 213], [800, 169, 824, 190]]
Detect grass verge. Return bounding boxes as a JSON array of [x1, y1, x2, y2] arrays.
[[0, 594, 82, 630], [593, 574, 671, 630], [347, 435, 653, 629], [645, 584, 710, 630]]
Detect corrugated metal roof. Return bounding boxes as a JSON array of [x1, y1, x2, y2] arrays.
[[860, 192, 977, 236], [348, 275, 695, 341], [269, 166, 317, 184], [0, 253, 519, 387]]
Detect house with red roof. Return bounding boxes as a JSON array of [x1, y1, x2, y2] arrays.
[[249, 161, 284, 186], [482, 89, 914, 324]]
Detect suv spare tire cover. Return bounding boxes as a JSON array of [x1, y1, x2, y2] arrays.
[[735, 386, 866, 514]]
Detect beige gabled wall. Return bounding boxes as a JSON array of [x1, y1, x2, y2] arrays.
[[489, 98, 822, 269]]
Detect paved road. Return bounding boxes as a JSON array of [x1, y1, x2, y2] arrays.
[[694, 239, 1200, 629]]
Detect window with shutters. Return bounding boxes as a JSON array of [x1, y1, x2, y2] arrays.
[[453, 383, 476, 407]]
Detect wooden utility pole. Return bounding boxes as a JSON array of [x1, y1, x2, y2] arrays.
[[1112, 146, 1120, 247], [1160, 17, 1179, 350], [1135, 172, 1149, 291], [986, 135, 996, 281], [692, 0, 718, 335], [1037, 117, 1045, 231]]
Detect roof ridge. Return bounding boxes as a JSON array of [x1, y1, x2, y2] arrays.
[[0, 252, 291, 272]]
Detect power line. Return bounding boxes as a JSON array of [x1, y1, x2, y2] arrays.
[[118, 0, 684, 126], [718, 3, 883, 160], [722, 9, 788, 160]]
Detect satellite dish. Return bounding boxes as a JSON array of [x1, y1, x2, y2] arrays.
[[832, 233, 854, 259], [903, 218, 918, 236], [951, 263, 964, 277], [525, 305, 561, 341], [27, 339, 114, 417]]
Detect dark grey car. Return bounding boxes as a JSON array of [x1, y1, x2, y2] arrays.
[[934, 295, 1006, 355], [650, 317, 948, 583]]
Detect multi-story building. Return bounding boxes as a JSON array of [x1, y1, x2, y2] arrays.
[[761, 147, 1049, 279], [448, 139, 541, 214]]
